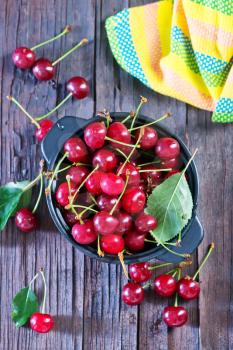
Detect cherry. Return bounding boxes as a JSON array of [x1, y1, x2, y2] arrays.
[[107, 122, 131, 148], [92, 148, 117, 172], [135, 126, 158, 150], [84, 122, 107, 150], [15, 208, 37, 232], [121, 188, 146, 214], [72, 220, 97, 244], [35, 119, 54, 141], [56, 181, 77, 207], [12, 47, 36, 69], [135, 212, 157, 232], [64, 137, 88, 163], [160, 157, 181, 170], [100, 173, 125, 196], [63, 209, 79, 226], [66, 76, 90, 99], [100, 234, 125, 254], [115, 211, 133, 234], [122, 283, 145, 306], [129, 262, 152, 283], [67, 165, 89, 186], [85, 170, 104, 195], [93, 211, 119, 235], [155, 137, 180, 160], [164, 170, 181, 179], [177, 276, 200, 300], [124, 230, 146, 252], [30, 312, 54, 333], [163, 306, 188, 327], [153, 274, 177, 297], [96, 194, 121, 213], [117, 163, 140, 187], [32, 58, 55, 81], [140, 165, 162, 184]]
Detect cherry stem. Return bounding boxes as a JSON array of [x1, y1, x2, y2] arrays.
[[29, 272, 39, 289], [142, 281, 151, 289], [117, 128, 144, 175], [148, 262, 173, 270], [72, 204, 98, 213], [39, 268, 47, 314], [138, 168, 171, 173], [23, 173, 42, 193], [52, 38, 88, 66], [178, 231, 182, 243], [118, 251, 129, 279], [147, 234, 189, 258], [129, 112, 171, 131], [130, 96, 147, 129], [55, 164, 72, 174], [45, 152, 68, 195], [70, 165, 99, 205], [7, 96, 40, 128], [115, 148, 128, 160], [35, 93, 72, 121], [89, 194, 97, 205], [138, 160, 160, 167], [110, 175, 129, 215], [30, 25, 71, 51], [78, 203, 95, 220], [121, 113, 133, 124], [174, 268, 181, 307], [97, 235, 104, 257], [32, 174, 43, 214], [193, 242, 215, 280], [105, 136, 140, 149]]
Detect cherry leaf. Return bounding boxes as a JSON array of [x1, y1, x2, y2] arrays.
[[145, 173, 193, 243], [12, 287, 39, 327]]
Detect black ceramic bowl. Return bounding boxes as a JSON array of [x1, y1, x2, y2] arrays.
[[41, 114, 203, 264]]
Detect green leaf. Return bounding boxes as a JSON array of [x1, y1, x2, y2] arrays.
[[6, 181, 32, 216], [146, 173, 193, 243], [12, 287, 39, 327]]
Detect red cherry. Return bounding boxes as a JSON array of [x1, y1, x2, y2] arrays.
[[121, 188, 146, 214], [12, 47, 36, 69], [15, 208, 37, 233], [71, 220, 97, 244], [135, 126, 158, 150], [93, 211, 119, 235], [117, 163, 140, 187], [122, 283, 145, 306], [56, 181, 77, 207], [64, 137, 88, 163], [115, 211, 133, 234], [32, 58, 56, 81], [163, 306, 188, 327], [140, 165, 162, 185], [107, 122, 131, 148], [160, 157, 181, 169], [63, 209, 79, 226], [100, 234, 125, 254], [96, 194, 121, 213], [124, 230, 146, 252], [35, 119, 54, 141], [129, 262, 152, 283], [135, 212, 157, 232], [66, 76, 90, 99], [92, 148, 117, 172], [100, 173, 125, 196], [30, 312, 54, 333], [177, 277, 200, 300], [85, 170, 104, 195], [153, 274, 177, 297], [84, 122, 107, 150], [155, 137, 180, 160], [67, 165, 89, 185], [164, 170, 181, 179]]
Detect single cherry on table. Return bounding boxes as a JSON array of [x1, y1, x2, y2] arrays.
[[121, 282, 145, 306], [15, 208, 37, 233], [163, 306, 188, 327]]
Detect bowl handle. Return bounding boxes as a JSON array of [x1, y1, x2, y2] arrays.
[[155, 216, 204, 263], [41, 116, 89, 165]]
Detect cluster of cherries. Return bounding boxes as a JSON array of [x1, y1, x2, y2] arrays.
[[122, 242, 214, 327], [9, 25, 90, 142], [51, 107, 182, 257]]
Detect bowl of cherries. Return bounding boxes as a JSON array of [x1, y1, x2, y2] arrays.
[[41, 107, 203, 265]]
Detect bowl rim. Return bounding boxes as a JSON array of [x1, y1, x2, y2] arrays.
[[42, 113, 199, 264]]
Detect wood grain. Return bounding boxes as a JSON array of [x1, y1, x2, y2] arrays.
[[0, 0, 232, 349]]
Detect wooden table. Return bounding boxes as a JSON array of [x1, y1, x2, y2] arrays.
[[1, 0, 232, 349]]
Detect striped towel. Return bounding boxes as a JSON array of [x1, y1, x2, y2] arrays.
[[106, 0, 233, 123]]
